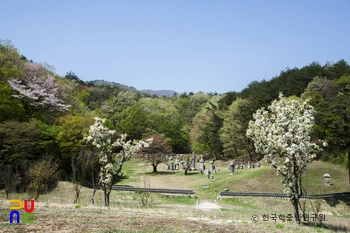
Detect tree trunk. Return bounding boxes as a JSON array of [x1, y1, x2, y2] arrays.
[[74, 190, 80, 204], [89, 169, 97, 205], [299, 173, 303, 196], [291, 156, 301, 224], [184, 163, 191, 175], [152, 164, 157, 173], [292, 197, 301, 225], [104, 189, 110, 207], [89, 188, 96, 205]]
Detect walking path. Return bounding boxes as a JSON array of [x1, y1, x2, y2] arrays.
[[196, 200, 222, 210]]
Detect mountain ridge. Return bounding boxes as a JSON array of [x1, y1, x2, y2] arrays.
[[141, 89, 177, 97], [90, 80, 177, 97]]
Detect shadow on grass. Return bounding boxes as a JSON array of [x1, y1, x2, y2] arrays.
[[144, 171, 200, 176], [184, 172, 200, 176], [324, 196, 350, 207], [144, 171, 178, 175], [115, 175, 130, 182], [302, 221, 350, 233], [324, 197, 340, 207]]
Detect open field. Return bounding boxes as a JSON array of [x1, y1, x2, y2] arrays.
[[0, 158, 349, 233]]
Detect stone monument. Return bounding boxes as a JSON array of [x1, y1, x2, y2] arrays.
[[324, 173, 331, 186], [229, 162, 235, 174], [190, 152, 197, 171]]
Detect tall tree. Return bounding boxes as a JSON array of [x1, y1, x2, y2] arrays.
[[140, 133, 172, 173], [118, 98, 189, 153], [247, 93, 324, 225], [217, 91, 239, 110], [220, 98, 255, 159], [118, 104, 149, 139], [327, 59, 350, 80], [101, 91, 138, 125], [302, 76, 336, 106], [84, 117, 151, 206], [56, 116, 94, 177], [195, 102, 223, 159]]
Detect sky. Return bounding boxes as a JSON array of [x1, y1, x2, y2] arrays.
[[2, 0, 350, 94]]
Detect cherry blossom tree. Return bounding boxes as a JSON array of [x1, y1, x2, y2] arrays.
[[246, 93, 325, 224], [7, 62, 70, 112], [84, 117, 152, 207]]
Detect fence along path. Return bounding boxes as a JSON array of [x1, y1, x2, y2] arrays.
[[82, 182, 350, 199], [219, 191, 350, 199]]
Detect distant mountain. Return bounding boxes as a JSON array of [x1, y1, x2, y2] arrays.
[[90, 80, 177, 97], [90, 80, 138, 91], [141, 89, 177, 97]]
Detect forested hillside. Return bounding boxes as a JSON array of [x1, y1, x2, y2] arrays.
[[0, 39, 349, 196]]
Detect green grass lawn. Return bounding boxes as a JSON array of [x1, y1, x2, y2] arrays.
[[117, 158, 350, 199]]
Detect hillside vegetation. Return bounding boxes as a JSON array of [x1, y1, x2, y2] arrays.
[[0, 38, 349, 205]]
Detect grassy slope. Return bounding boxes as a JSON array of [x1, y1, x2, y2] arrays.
[[0, 158, 349, 233], [118, 158, 350, 198], [113, 158, 350, 232]]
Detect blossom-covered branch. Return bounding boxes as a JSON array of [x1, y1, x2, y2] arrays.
[[84, 117, 152, 206], [7, 62, 70, 112]]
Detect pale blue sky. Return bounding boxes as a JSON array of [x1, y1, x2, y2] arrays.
[[2, 0, 350, 93]]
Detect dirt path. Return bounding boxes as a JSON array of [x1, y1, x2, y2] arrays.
[[196, 200, 222, 211]]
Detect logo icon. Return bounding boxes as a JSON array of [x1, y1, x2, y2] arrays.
[[9, 200, 35, 224]]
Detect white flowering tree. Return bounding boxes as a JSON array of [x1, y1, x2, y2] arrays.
[[7, 62, 70, 112], [84, 117, 151, 207], [246, 93, 325, 224]]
